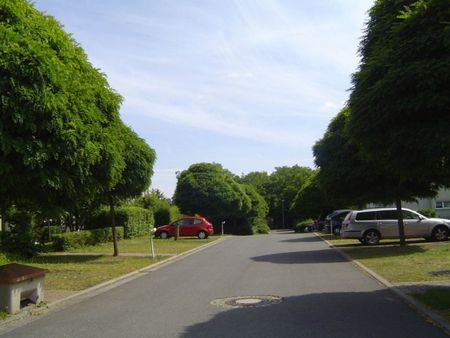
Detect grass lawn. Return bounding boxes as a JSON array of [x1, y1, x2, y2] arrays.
[[66, 235, 221, 255], [0, 235, 221, 291], [321, 233, 450, 283], [413, 288, 450, 322]]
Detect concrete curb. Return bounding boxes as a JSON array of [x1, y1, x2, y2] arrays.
[[315, 233, 450, 335], [0, 236, 229, 333]]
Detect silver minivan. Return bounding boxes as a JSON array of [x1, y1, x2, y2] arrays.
[[341, 208, 450, 244]]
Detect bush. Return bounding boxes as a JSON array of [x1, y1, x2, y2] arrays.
[[293, 219, 314, 233], [85, 206, 154, 239], [52, 227, 124, 251], [35, 225, 63, 243], [252, 219, 271, 234], [2, 208, 37, 257], [417, 208, 438, 218]]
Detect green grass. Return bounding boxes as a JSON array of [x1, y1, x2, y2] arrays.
[[66, 235, 220, 255], [0, 310, 8, 320], [414, 288, 450, 322], [0, 235, 221, 291], [323, 234, 450, 283]]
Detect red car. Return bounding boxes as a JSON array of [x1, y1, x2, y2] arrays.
[[154, 216, 214, 239]]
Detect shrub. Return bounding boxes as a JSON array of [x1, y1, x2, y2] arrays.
[[417, 208, 438, 218], [52, 227, 124, 251], [252, 219, 271, 234], [293, 219, 314, 233], [2, 208, 37, 257], [85, 206, 154, 239], [35, 225, 63, 243]]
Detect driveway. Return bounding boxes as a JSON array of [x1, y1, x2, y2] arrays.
[[1, 231, 447, 337]]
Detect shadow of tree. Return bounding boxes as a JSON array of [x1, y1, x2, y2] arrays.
[[340, 245, 426, 260], [252, 249, 348, 264], [181, 290, 447, 338]]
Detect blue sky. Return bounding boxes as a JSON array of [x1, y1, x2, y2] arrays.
[[34, 0, 374, 198]]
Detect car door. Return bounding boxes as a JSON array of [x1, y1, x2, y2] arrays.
[[376, 210, 398, 238], [403, 210, 427, 237]]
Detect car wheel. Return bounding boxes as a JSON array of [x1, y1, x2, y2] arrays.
[[197, 231, 207, 239], [431, 225, 449, 241], [160, 231, 169, 239], [363, 230, 380, 245], [333, 227, 341, 236], [358, 238, 366, 244]]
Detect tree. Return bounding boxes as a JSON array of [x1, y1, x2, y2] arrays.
[[107, 124, 156, 256], [290, 173, 334, 221], [347, 0, 449, 244], [264, 166, 315, 228], [174, 163, 257, 234], [0, 0, 125, 244]]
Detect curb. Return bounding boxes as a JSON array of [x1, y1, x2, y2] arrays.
[[315, 233, 450, 335], [0, 236, 229, 333]]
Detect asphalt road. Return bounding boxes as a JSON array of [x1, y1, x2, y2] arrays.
[[1, 231, 447, 337]]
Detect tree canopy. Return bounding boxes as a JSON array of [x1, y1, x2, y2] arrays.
[[348, 0, 450, 191], [174, 163, 268, 234], [0, 0, 124, 212]]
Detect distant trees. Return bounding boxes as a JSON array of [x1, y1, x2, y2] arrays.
[[174, 163, 269, 234], [241, 166, 314, 228], [137, 190, 180, 227]]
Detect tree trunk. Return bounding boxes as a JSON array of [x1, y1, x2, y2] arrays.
[[395, 199, 406, 247], [1, 207, 6, 242], [109, 196, 119, 256]]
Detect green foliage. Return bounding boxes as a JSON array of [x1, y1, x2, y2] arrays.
[[293, 219, 314, 233], [174, 163, 267, 235], [138, 190, 180, 226], [85, 206, 154, 239], [52, 227, 124, 251], [0, 0, 125, 211], [2, 207, 37, 257], [348, 0, 450, 193], [251, 219, 271, 234], [417, 208, 438, 218], [35, 225, 63, 243], [290, 174, 334, 221], [243, 166, 315, 228]]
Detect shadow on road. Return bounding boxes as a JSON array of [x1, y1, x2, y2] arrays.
[[181, 290, 446, 338], [280, 236, 323, 243], [251, 249, 348, 264]]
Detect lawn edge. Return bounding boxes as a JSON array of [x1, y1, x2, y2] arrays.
[[0, 236, 229, 334], [315, 232, 450, 335]]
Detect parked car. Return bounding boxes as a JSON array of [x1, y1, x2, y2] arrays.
[[341, 208, 450, 245], [314, 209, 334, 231], [154, 216, 214, 239], [324, 209, 352, 235]]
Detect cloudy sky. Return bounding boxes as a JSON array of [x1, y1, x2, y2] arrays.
[[34, 0, 374, 198]]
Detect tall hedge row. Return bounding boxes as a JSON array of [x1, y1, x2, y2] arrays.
[[84, 206, 154, 239]]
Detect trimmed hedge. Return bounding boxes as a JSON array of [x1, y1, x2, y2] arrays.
[[293, 219, 314, 233], [85, 206, 154, 239], [52, 227, 124, 251], [252, 219, 271, 234]]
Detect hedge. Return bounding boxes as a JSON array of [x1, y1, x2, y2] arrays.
[[52, 227, 124, 251], [293, 219, 314, 233], [85, 206, 154, 239]]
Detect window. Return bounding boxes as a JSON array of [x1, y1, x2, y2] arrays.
[[377, 210, 397, 220], [435, 201, 450, 209], [356, 211, 376, 221], [193, 219, 202, 225], [403, 211, 419, 220]]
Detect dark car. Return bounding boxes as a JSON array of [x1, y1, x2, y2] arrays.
[[324, 209, 352, 235], [154, 216, 214, 239]]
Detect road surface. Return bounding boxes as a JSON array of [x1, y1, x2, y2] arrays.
[[1, 231, 447, 337]]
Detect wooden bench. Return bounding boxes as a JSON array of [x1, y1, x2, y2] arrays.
[[0, 263, 49, 314]]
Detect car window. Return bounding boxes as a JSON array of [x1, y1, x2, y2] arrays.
[[193, 219, 202, 225], [403, 211, 419, 220], [173, 219, 190, 226], [355, 211, 376, 221], [377, 210, 397, 220]]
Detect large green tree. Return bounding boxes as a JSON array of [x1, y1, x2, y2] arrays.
[[0, 0, 128, 243], [347, 0, 449, 244], [174, 163, 269, 234], [0, 0, 124, 213]]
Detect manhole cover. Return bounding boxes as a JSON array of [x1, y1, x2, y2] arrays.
[[211, 295, 282, 308]]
